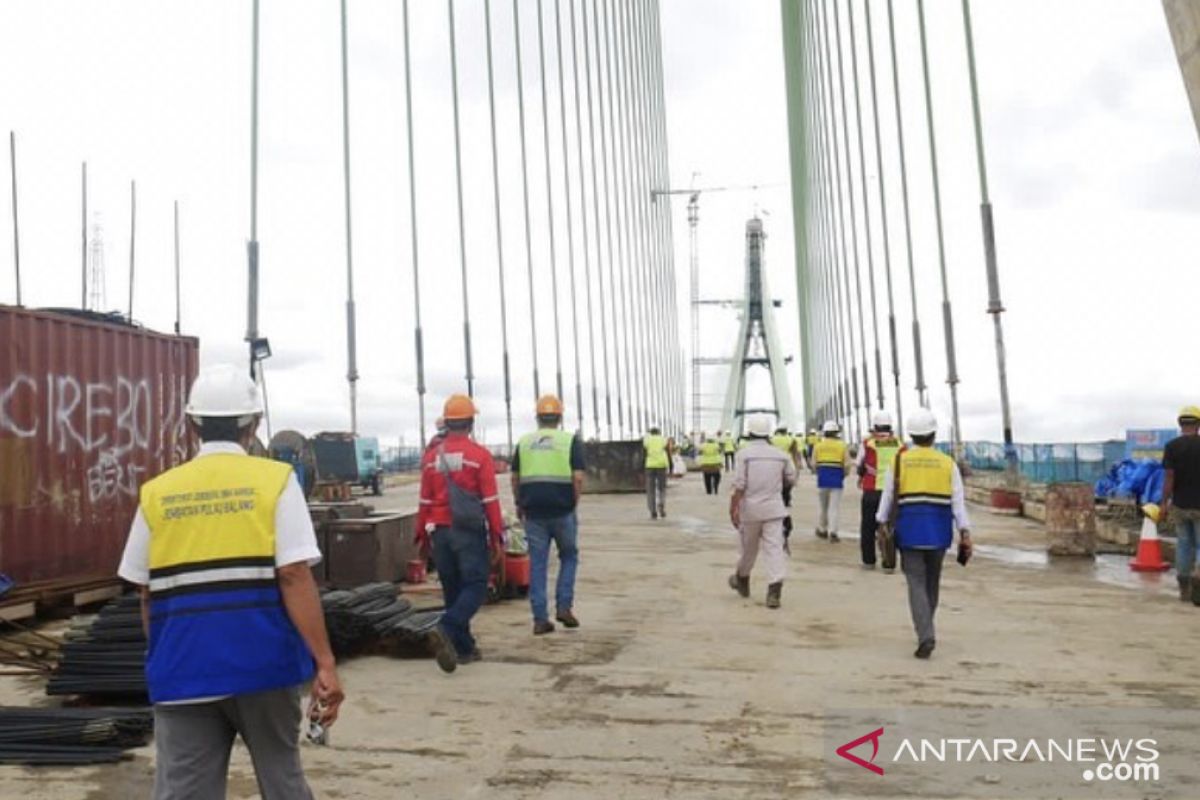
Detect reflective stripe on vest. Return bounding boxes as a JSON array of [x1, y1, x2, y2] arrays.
[[896, 446, 955, 549], [516, 429, 575, 484], [698, 441, 722, 466], [644, 435, 669, 469], [141, 454, 313, 703]]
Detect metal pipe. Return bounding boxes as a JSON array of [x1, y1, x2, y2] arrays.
[[513, 0, 543, 400], [7, 133, 17, 307], [915, 0, 962, 453], [961, 0, 1017, 479], [173, 201, 181, 334], [582, 0, 614, 437], [81, 162, 87, 309], [885, 0, 929, 407], [536, 0, 565, 400], [447, 0, 474, 399], [862, 0, 904, 437], [247, 0, 260, 379], [127, 180, 135, 320], [553, 0, 586, 433], [402, 0, 427, 445], [568, 0, 602, 439], [484, 0, 515, 451], [339, 0, 360, 433]]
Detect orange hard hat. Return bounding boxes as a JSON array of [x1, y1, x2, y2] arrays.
[[443, 393, 477, 421], [536, 394, 564, 416]]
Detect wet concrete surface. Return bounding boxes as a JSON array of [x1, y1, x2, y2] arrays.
[[0, 469, 1196, 799]]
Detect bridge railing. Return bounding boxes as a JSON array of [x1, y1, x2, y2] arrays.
[[937, 440, 1126, 484]]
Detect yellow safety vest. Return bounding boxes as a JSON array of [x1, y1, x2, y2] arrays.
[[140, 453, 312, 703], [698, 440, 723, 467], [771, 434, 794, 455], [721, 436, 735, 454], [813, 438, 847, 468], [643, 435, 669, 469], [864, 437, 901, 490], [896, 446, 955, 549]]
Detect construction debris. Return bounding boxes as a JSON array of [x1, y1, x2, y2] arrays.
[[0, 707, 152, 765]]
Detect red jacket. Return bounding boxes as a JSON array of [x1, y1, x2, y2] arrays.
[[416, 432, 505, 548]]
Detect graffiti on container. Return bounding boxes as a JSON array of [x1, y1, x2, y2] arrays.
[[87, 449, 147, 502], [1, 373, 191, 504]]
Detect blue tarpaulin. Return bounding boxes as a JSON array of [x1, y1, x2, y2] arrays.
[[1095, 459, 1163, 505]]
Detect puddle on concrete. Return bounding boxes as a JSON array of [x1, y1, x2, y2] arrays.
[[974, 544, 1177, 596]]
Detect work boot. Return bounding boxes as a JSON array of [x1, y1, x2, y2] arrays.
[[533, 620, 556, 635], [728, 573, 750, 598], [765, 582, 782, 609], [829, 531, 841, 543], [815, 528, 829, 540], [651, 511, 658, 520], [659, 506, 667, 518], [914, 639, 936, 659], [428, 628, 458, 674], [1192, 578, 1200, 607], [556, 610, 580, 628], [1180, 578, 1192, 603]]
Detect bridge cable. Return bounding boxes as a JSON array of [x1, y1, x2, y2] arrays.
[[535, 0, 566, 401], [513, 0, 543, 400], [401, 0, 427, 445], [447, 0, 475, 397]]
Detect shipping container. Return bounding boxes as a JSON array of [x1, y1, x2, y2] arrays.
[[0, 305, 199, 583]]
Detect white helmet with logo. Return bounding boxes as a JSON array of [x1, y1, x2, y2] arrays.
[[822, 420, 841, 435], [907, 408, 938, 437], [186, 364, 264, 421]]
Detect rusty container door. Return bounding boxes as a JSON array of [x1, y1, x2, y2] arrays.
[[0, 306, 199, 582]]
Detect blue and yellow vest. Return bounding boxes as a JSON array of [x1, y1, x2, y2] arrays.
[[814, 438, 848, 489], [516, 428, 577, 519], [895, 446, 955, 550], [140, 454, 313, 703]]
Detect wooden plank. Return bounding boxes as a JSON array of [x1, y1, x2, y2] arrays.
[[73, 585, 122, 607], [0, 602, 36, 622]]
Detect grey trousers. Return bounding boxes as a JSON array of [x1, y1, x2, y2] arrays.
[[817, 488, 842, 534], [153, 686, 313, 800], [646, 468, 667, 514], [900, 548, 946, 645]]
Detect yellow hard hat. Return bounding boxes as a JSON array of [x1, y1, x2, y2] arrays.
[[1179, 406, 1200, 423], [1142, 503, 1161, 524], [536, 394, 564, 416], [443, 393, 477, 421]]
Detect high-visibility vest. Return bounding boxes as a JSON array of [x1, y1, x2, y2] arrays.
[[806, 433, 818, 448], [721, 436, 735, 454], [516, 428, 575, 484], [698, 440, 723, 467], [141, 454, 313, 703], [771, 433, 794, 455], [814, 438, 848, 489], [644, 434, 669, 469], [896, 446, 955, 550], [862, 436, 901, 492]]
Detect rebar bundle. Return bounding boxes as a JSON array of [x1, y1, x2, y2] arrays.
[[0, 706, 152, 765]]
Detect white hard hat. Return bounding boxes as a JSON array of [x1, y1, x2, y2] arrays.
[[746, 414, 774, 438], [186, 364, 264, 419], [822, 420, 841, 435], [907, 408, 938, 437], [871, 410, 894, 430]]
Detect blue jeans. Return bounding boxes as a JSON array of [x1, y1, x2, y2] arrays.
[[432, 526, 490, 657], [1176, 516, 1200, 582], [525, 513, 579, 623]]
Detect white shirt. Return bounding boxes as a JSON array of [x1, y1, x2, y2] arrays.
[[732, 439, 798, 523], [117, 441, 321, 586], [874, 447, 971, 531]]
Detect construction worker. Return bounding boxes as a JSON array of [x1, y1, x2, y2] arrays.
[[729, 414, 797, 609], [875, 408, 972, 659], [1161, 405, 1200, 604], [511, 395, 586, 635], [698, 433, 724, 495], [643, 426, 670, 519], [116, 364, 342, 799], [771, 426, 799, 550], [722, 431, 736, 471], [805, 429, 818, 471], [813, 420, 850, 541], [417, 394, 506, 665], [856, 411, 901, 570]]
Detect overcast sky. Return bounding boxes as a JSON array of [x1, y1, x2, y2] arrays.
[[1, 0, 1198, 447]]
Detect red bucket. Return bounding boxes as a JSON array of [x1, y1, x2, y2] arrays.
[[504, 554, 530, 588], [406, 559, 427, 584]]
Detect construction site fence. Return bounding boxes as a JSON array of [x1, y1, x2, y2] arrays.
[[939, 441, 1127, 484]]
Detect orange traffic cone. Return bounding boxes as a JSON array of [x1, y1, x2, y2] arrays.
[[1130, 503, 1170, 572]]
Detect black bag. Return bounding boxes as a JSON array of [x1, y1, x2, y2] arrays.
[[437, 443, 488, 535]]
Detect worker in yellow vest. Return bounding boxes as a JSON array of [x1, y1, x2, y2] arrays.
[[698, 434, 724, 495], [721, 431, 736, 471], [876, 408, 972, 659], [813, 420, 850, 541], [856, 410, 901, 570], [770, 426, 799, 550], [643, 426, 671, 519], [117, 364, 345, 797], [805, 429, 818, 471], [511, 395, 586, 635]]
